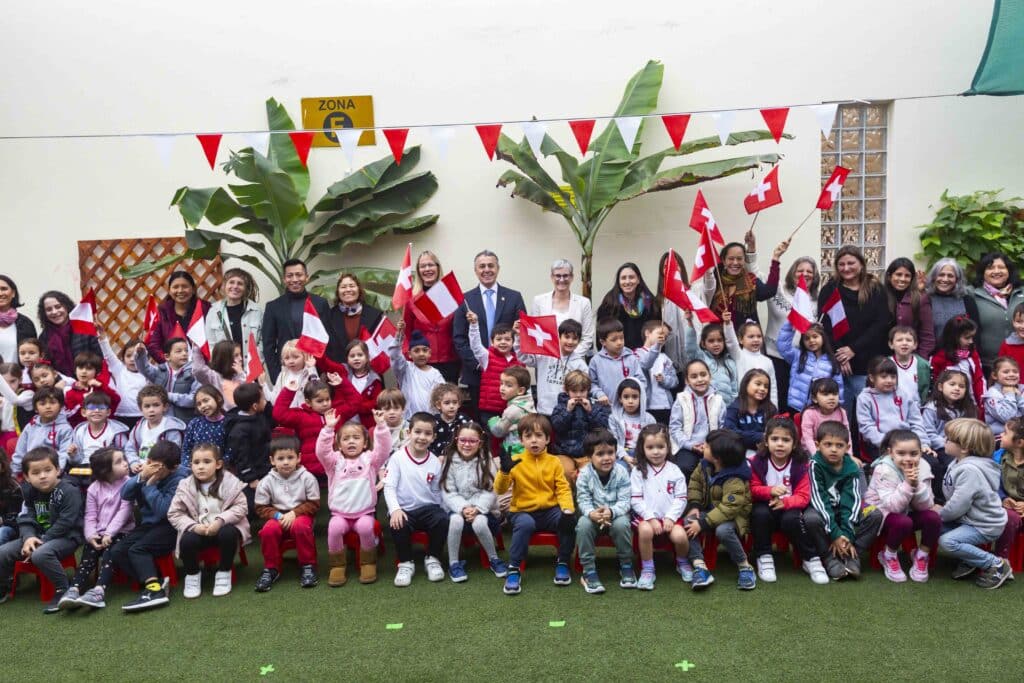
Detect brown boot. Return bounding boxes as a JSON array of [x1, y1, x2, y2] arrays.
[[359, 547, 378, 584], [328, 551, 347, 587]]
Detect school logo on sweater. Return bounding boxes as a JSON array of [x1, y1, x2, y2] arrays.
[[426, 473, 435, 483], [666, 482, 675, 495]]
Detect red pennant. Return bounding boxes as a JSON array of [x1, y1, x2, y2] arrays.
[[661, 114, 691, 150], [475, 124, 502, 160], [383, 129, 409, 165], [196, 134, 222, 169], [759, 108, 789, 143], [288, 131, 315, 167], [568, 120, 596, 155]]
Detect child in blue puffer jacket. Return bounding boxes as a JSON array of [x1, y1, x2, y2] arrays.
[[550, 371, 611, 479], [777, 320, 843, 412]]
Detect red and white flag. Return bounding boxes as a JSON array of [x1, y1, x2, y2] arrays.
[[295, 298, 329, 358], [787, 274, 814, 334], [743, 165, 783, 214], [245, 332, 264, 382], [411, 271, 464, 324], [169, 321, 187, 342], [362, 317, 398, 375], [392, 243, 414, 311], [186, 303, 209, 359], [817, 166, 851, 210], [691, 222, 720, 282], [69, 289, 98, 337], [518, 312, 560, 359], [821, 288, 850, 339], [689, 190, 725, 245], [143, 295, 159, 344], [663, 250, 719, 323]]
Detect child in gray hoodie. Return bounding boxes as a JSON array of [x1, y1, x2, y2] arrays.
[[937, 417, 1012, 589], [855, 357, 927, 463], [608, 378, 655, 467], [12, 388, 73, 475], [588, 318, 658, 408]]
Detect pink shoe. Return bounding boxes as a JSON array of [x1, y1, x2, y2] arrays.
[[878, 551, 907, 583], [909, 551, 930, 583]]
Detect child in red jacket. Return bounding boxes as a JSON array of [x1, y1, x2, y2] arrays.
[[997, 303, 1024, 370], [931, 315, 986, 418], [272, 374, 361, 478], [748, 417, 828, 585], [64, 352, 120, 428]]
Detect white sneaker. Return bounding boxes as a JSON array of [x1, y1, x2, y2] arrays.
[[424, 555, 445, 582], [212, 571, 233, 597], [394, 561, 415, 587], [756, 554, 777, 583], [183, 573, 202, 599], [878, 551, 907, 583], [802, 557, 830, 585]]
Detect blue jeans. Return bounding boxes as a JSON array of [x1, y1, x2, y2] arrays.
[[0, 526, 16, 546], [508, 508, 575, 568], [686, 520, 749, 567], [939, 523, 1000, 569]]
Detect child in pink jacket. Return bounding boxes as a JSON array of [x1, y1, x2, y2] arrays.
[[864, 429, 940, 584], [316, 407, 391, 587]]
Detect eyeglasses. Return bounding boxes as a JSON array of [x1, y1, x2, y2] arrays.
[[457, 437, 481, 445]]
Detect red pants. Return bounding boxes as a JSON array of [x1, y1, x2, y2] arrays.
[[259, 515, 316, 571]]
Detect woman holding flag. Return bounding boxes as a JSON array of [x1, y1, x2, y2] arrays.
[[205, 268, 263, 370], [146, 270, 210, 362], [532, 259, 594, 357], [36, 290, 102, 376], [702, 231, 789, 333], [402, 251, 460, 382], [765, 258, 820, 412]]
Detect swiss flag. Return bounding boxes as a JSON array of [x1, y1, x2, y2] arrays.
[[296, 298, 329, 358], [143, 295, 159, 344], [392, 243, 414, 311], [186, 303, 209, 360], [691, 221, 720, 282], [787, 274, 814, 334], [69, 289, 98, 337], [411, 271, 464, 324], [821, 288, 850, 340], [518, 312, 560, 359], [743, 165, 783, 214], [817, 166, 851, 210], [664, 250, 719, 324], [361, 317, 398, 375], [689, 190, 724, 245], [245, 332, 264, 382]]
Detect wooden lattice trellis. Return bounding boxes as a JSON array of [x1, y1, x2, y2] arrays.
[[78, 238, 223, 348]]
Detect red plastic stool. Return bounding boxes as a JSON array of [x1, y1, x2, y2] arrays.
[[742, 531, 802, 570], [573, 535, 615, 573], [461, 531, 505, 568], [395, 530, 433, 566], [10, 555, 77, 602], [195, 546, 249, 583], [344, 519, 385, 556], [519, 531, 561, 571], [702, 535, 719, 570], [129, 552, 181, 590], [1010, 532, 1024, 572]]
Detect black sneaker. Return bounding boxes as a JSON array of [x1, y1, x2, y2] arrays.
[[43, 591, 66, 615], [122, 587, 170, 613], [951, 562, 977, 580], [299, 565, 319, 588], [255, 568, 281, 593], [975, 559, 1014, 590]]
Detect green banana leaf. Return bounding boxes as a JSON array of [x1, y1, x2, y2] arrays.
[[616, 153, 783, 201], [265, 98, 310, 202], [308, 214, 438, 260]]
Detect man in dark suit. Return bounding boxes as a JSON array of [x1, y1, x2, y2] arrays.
[[261, 258, 330, 382], [451, 250, 526, 415]]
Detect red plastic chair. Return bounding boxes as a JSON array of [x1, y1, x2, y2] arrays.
[[461, 531, 505, 569], [742, 531, 802, 570], [573, 535, 615, 573], [1009, 532, 1024, 572], [10, 555, 78, 602], [195, 546, 249, 583]]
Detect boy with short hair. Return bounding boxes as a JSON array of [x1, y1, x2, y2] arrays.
[[63, 351, 121, 428], [377, 389, 410, 453], [487, 366, 536, 457], [389, 326, 444, 418], [575, 429, 634, 594], [494, 414, 575, 595], [254, 436, 321, 592], [997, 302, 1024, 370], [589, 318, 656, 406], [224, 382, 273, 518], [682, 429, 755, 591], [135, 337, 200, 422], [12, 387, 73, 476], [550, 370, 611, 480], [0, 447, 83, 612], [113, 440, 188, 612], [805, 420, 883, 581], [637, 320, 678, 424], [123, 385, 186, 473], [466, 312, 523, 427], [68, 392, 129, 485], [889, 326, 931, 403], [516, 318, 589, 416]]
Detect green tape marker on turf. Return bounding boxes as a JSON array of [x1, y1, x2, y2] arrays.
[[260, 664, 275, 676], [386, 623, 404, 630], [548, 620, 566, 628]]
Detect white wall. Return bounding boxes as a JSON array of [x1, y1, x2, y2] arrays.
[[1, 0, 1021, 316]]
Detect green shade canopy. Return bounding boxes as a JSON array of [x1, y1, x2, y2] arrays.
[[967, 0, 1024, 95]]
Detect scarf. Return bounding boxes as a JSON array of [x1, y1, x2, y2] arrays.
[[45, 322, 74, 374], [618, 292, 650, 318], [984, 281, 1013, 308], [955, 348, 970, 361], [713, 270, 756, 316], [0, 309, 17, 328], [339, 303, 363, 316]]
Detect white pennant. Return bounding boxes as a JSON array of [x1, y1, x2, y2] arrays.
[[337, 128, 362, 167], [711, 111, 736, 146], [244, 132, 271, 156], [151, 135, 175, 167], [813, 103, 840, 140], [521, 121, 547, 157], [614, 116, 642, 150], [429, 127, 457, 161]]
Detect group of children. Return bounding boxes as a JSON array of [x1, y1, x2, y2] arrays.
[[0, 288, 1022, 615]]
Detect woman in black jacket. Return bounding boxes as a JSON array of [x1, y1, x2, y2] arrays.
[[0, 275, 37, 365], [596, 263, 661, 350], [324, 273, 384, 365]]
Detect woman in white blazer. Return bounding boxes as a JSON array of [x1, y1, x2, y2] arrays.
[[531, 259, 595, 357]]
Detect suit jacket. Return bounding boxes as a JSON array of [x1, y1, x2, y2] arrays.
[[324, 303, 383, 364], [452, 284, 526, 386], [262, 292, 330, 382]]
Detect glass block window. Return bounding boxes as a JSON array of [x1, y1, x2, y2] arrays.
[[820, 103, 888, 275]]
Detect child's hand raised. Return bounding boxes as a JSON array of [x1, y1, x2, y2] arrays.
[[95, 324, 106, 340], [372, 408, 386, 425], [512, 320, 521, 334], [285, 379, 300, 392], [498, 448, 521, 474], [233, 357, 244, 376], [305, 355, 317, 369], [721, 309, 732, 324], [325, 372, 342, 386], [466, 309, 478, 325], [323, 408, 340, 429]]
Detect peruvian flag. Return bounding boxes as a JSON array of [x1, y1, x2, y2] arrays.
[[68, 289, 98, 336], [362, 317, 398, 375], [663, 250, 719, 323], [518, 312, 560, 359], [295, 298, 329, 358], [821, 288, 850, 340], [743, 165, 783, 214], [245, 332, 264, 382], [787, 274, 814, 334], [410, 271, 464, 324], [689, 191, 724, 245], [186, 303, 209, 359], [817, 166, 851, 210], [392, 243, 414, 311], [691, 222, 720, 282], [143, 295, 159, 344]]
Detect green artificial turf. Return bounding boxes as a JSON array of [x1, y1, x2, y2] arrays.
[[1, 517, 1015, 682]]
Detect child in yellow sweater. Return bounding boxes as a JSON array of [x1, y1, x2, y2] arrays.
[[494, 414, 575, 595]]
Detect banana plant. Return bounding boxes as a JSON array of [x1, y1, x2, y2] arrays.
[[496, 60, 787, 297], [122, 98, 439, 311]]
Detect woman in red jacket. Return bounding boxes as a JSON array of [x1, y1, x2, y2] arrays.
[[402, 251, 459, 382], [146, 271, 211, 362]]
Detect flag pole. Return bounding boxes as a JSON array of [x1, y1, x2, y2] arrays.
[[748, 210, 760, 233], [788, 207, 817, 241]]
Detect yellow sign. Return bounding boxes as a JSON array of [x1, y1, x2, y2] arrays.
[[301, 96, 375, 148]]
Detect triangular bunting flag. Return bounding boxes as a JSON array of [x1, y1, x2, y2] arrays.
[[614, 116, 642, 150], [759, 107, 790, 143], [711, 111, 736, 146], [475, 124, 502, 160], [288, 131, 315, 167], [152, 135, 175, 167], [661, 114, 690, 150], [429, 127, 456, 161], [568, 119, 595, 155], [243, 132, 271, 156], [521, 121, 547, 157], [813, 103, 840, 140], [196, 134, 222, 169], [383, 129, 410, 165], [337, 129, 361, 167]]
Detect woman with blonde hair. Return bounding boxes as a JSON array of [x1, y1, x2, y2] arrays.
[[401, 250, 460, 382]]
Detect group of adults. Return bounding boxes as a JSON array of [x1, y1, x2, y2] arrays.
[[2, 241, 1023, 415]]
